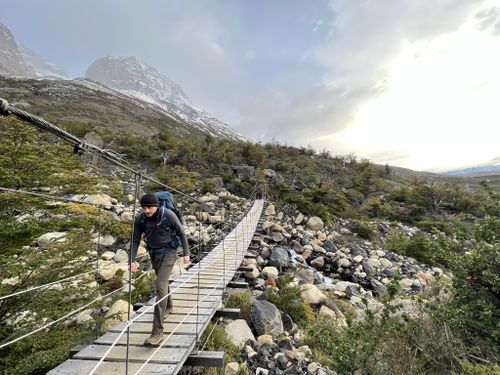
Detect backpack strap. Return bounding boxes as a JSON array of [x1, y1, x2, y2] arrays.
[[158, 206, 170, 230]]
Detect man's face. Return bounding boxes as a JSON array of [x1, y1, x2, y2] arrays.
[[142, 205, 158, 218]]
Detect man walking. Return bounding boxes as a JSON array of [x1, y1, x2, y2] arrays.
[[130, 193, 189, 347]]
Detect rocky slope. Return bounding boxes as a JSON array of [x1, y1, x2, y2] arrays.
[[19, 45, 69, 79], [86, 56, 246, 142], [0, 23, 35, 77], [0, 75, 216, 139]]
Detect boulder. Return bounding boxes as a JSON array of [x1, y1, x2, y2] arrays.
[[225, 362, 239, 375], [300, 284, 327, 305], [114, 249, 129, 263], [294, 213, 305, 225], [369, 278, 388, 295], [225, 319, 254, 347], [269, 247, 290, 270], [257, 334, 274, 346], [265, 204, 276, 216], [262, 266, 279, 280], [101, 251, 115, 260], [95, 235, 116, 247], [250, 300, 283, 337], [310, 256, 325, 269], [399, 278, 414, 289], [244, 265, 260, 279], [102, 300, 132, 332], [322, 240, 337, 252], [306, 217, 324, 231], [271, 232, 284, 242], [319, 305, 339, 321], [82, 194, 114, 207], [233, 165, 255, 181], [37, 232, 67, 248]]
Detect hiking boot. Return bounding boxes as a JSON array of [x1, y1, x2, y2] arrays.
[[144, 333, 163, 347]]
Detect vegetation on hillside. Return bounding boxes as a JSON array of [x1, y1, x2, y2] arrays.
[[0, 117, 498, 374]]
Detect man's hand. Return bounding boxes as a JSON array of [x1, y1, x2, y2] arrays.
[[183, 255, 190, 264], [130, 262, 138, 273]]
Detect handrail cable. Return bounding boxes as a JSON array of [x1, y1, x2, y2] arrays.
[[0, 270, 94, 301], [94, 205, 102, 339], [89, 262, 240, 375], [126, 172, 142, 374], [0, 98, 205, 206], [0, 284, 125, 350], [0, 187, 117, 208], [132, 274, 231, 375], [89, 201, 262, 373]]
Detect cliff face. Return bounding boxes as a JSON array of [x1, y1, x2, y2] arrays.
[[86, 56, 247, 142], [0, 23, 35, 77]]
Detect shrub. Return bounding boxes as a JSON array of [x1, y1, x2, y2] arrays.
[[199, 323, 241, 375], [266, 273, 315, 326], [385, 232, 443, 266], [304, 308, 471, 374], [201, 179, 217, 194], [453, 360, 500, 375], [334, 299, 358, 324], [351, 220, 375, 240], [226, 291, 252, 321]]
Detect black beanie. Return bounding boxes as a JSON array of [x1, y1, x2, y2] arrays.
[[140, 193, 159, 207]]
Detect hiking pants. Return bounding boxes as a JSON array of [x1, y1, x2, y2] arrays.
[[151, 250, 177, 335]]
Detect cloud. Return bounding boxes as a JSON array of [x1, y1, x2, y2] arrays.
[[236, 0, 483, 148]]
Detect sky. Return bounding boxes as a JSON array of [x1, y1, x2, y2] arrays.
[[1, 0, 499, 172]]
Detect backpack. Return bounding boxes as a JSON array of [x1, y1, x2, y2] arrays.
[[139, 191, 183, 251], [155, 191, 184, 224]]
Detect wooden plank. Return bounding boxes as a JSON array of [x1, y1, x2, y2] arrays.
[[47, 200, 264, 375], [136, 306, 212, 315], [133, 314, 209, 324], [184, 351, 225, 367], [171, 300, 220, 308], [111, 322, 205, 334], [47, 359, 176, 374], [95, 332, 195, 347], [213, 308, 240, 319], [133, 314, 194, 324], [172, 295, 222, 302], [73, 344, 184, 363], [227, 281, 248, 289]]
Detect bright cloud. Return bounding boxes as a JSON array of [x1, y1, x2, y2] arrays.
[[313, 0, 500, 171]]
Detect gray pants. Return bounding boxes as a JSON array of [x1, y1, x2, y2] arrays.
[[151, 251, 177, 335]]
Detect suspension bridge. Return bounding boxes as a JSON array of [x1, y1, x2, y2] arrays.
[[0, 98, 267, 374]]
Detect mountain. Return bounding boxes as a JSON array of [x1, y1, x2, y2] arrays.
[[0, 23, 35, 77], [0, 75, 215, 139], [19, 45, 69, 79], [85, 56, 246, 142], [442, 164, 500, 176]]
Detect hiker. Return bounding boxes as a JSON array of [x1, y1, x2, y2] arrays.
[[130, 193, 189, 347]]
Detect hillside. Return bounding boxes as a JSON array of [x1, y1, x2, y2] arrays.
[[0, 75, 212, 139], [86, 56, 247, 143], [0, 104, 498, 374]]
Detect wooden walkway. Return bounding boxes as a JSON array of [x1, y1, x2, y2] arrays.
[[48, 199, 265, 374]]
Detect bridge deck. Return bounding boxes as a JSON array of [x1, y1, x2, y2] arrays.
[[48, 199, 264, 374]]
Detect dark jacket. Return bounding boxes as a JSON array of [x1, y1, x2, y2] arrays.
[[131, 208, 189, 260]]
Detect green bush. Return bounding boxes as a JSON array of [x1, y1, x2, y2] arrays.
[[226, 291, 252, 321], [334, 299, 358, 324], [351, 220, 375, 240], [453, 360, 500, 375], [304, 307, 474, 374], [201, 179, 217, 194], [199, 323, 241, 375], [385, 232, 444, 266], [266, 273, 315, 326]]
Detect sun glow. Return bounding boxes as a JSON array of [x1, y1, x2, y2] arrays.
[[318, 3, 500, 171]]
